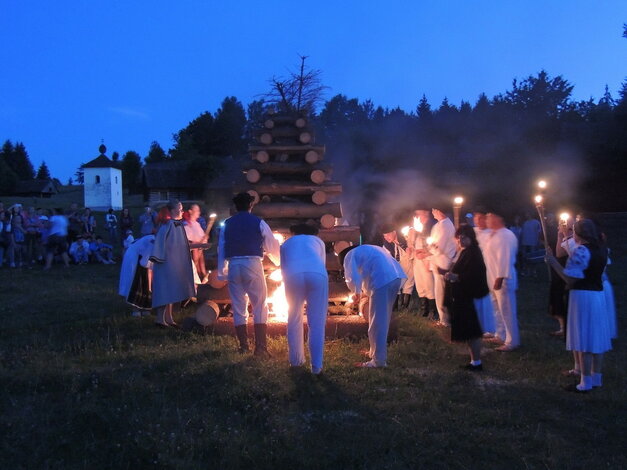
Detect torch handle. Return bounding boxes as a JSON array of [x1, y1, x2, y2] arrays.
[[535, 203, 552, 280]]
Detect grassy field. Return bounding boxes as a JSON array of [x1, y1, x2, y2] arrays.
[[1, 230, 625, 469]]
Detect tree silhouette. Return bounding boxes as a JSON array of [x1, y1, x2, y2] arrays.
[[36, 161, 51, 180]]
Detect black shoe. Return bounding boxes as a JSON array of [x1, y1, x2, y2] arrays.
[[392, 295, 400, 311], [461, 363, 483, 372]]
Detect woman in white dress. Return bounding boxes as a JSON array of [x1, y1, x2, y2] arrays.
[[546, 219, 611, 392]]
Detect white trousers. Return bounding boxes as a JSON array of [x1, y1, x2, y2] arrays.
[[473, 294, 495, 334], [368, 279, 402, 366], [413, 258, 434, 299], [399, 256, 415, 294], [227, 258, 268, 326], [433, 271, 450, 325], [490, 281, 520, 347], [285, 272, 329, 371]]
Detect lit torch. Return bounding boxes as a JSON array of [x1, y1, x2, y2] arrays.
[[413, 217, 423, 233], [273, 232, 285, 245], [534, 188, 551, 278], [560, 212, 570, 226], [400, 226, 410, 237], [453, 196, 464, 228]]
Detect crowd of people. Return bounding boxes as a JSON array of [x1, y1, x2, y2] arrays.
[[115, 192, 616, 394]]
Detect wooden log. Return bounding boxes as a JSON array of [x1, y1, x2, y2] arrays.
[[262, 116, 308, 128], [299, 132, 312, 144], [259, 133, 273, 145], [318, 226, 361, 243], [334, 241, 352, 255], [253, 150, 270, 163], [263, 119, 275, 129], [248, 161, 331, 176], [320, 214, 336, 229], [312, 190, 327, 205], [246, 169, 261, 183], [263, 218, 319, 231], [310, 169, 326, 184], [252, 202, 342, 219], [295, 117, 307, 128], [248, 144, 325, 155], [247, 190, 260, 204], [305, 150, 321, 164], [238, 180, 342, 196]]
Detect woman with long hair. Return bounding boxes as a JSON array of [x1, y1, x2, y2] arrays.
[[546, 219, 612, 392]]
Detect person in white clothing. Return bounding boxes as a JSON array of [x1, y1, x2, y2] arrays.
[[427, 209, 457, 327], [472, 209, 496, 336], [340, 245, 406, 368], [381, 225, 414, 310], [407, 209, 436, 318], [281, 224, 329, 374], [217, 193, 280, 356], [484, 210, 520, 351]]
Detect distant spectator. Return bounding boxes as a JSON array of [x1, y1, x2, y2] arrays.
[[521, 213, 541, 277], [119, 208, 134, 246], [11, 212, 26, 267], [24, 206, 43, 264], [66, 202, 82, 242], [0, 211, 12, 268], [105, 208, 118, 246], [69, 235, 90, 264], [123, 229, 135, 254], [44, 208, 70, 270], [139, 205, 157, 236], [90, 236, 114, 264], [81, 208, 96, 235]]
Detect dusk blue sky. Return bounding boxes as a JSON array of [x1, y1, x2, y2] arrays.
[[1, 1, 626, 182]]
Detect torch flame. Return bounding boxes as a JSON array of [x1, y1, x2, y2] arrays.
[[273, 232, 285, 245], [413, 217, 423, 233], [209, 213, 217, 218], [268, 269, 283, 282], [534, 195, 543, 204], [538, 180, 547, 189], [345, 295, 353, 305], [400, 226, 410, 237], [426, 236, 434, 246], [560, 212, 570, 223], [454, 196, 464, 205]]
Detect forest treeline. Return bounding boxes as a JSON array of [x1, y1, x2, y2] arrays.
[[2, 70, 626, 216]]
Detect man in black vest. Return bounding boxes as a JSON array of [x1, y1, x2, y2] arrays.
[[217, 193, 280, 356]]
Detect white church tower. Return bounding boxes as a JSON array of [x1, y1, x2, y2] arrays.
[[83, 143, 123, 211]]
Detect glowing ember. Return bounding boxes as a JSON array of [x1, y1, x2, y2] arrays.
[[413, 217, 423, 232], [400, 226, 410, 237], [345, 295, 353, 305]]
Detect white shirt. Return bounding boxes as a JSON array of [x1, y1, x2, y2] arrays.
[[217, 218, 280, 279], [49, 215, 68, 236], [184, 219, 206, 243], [473, 227, 492, 253], [280, 234, 327, 278], [343, 245, 406, 294], [428, 218, 456, 270], [483, 227, 518, 289]]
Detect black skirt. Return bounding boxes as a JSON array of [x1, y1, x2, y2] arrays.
[[449, 293, 484, 342], [127, 263, 152, 310]]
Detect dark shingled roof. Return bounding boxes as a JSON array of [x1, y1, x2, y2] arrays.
[[142, 161, 191, 189], [14, 179, 58, 195], [83, 154, 117, 168], [142, 157, 245, 190]]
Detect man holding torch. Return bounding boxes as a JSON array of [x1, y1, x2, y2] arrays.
[[426, 208, 457, 327], [407, 209, 436, 319], [381, 224, 414, 310]]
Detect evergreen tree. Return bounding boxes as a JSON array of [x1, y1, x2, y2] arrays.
[[75, 164, 85, 185], [3, 141, 35, 180], [0, 155, 18, 194], [67, 177, 73, 186], [36, 161, 51, 179], [144, 141, 168, 164], [111, 151, 120, 162], [416, 95, 432, 120], [121, 150, 143, 192], [213, 96, 247, 156], [171, 113, 216, 160]]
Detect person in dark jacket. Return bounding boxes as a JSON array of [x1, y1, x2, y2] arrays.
[[444, 225, 490, 371]]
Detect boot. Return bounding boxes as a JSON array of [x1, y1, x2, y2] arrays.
[[419, 297, 429, 317], [235, 324, 250, 353], [392, 295, 400, 311], [254, 323, 271, 358], [427, 299, 439, 322], [401, 293, 411, 310]]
